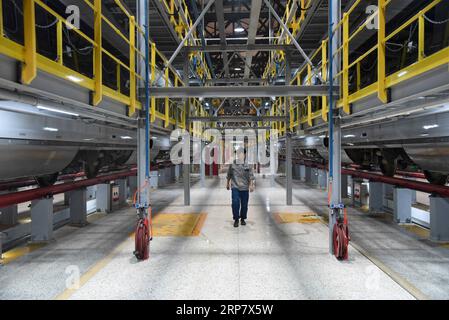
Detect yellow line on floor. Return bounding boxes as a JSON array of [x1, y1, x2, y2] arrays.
[[349, 241, 428, 300], [54, 232, 135, 300], [315, 215, 428, 300], [0, 243, 45, 265]]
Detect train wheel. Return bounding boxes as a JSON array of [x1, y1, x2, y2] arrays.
[[35, 172, 59, 187], [424, 171, 448, 186], [134, 218, 149, 260], [333, 223, 349, 260]]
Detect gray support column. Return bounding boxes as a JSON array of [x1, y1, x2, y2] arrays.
[[69, 188, 87, 227], [369, 182, 384, 213], [311, 168, 319, 185], [429, 196, 449, 242], [117, 179, 127, 205], [328, 0, 343, 255], [393, 187, 412, 223], [175, 164, 180, 181], [30, 197, 54, 243], [64, 192, 71, 205], [128, 176, 137, 199], [305, 166, 312, 183], [200, 140, 205, 187], [318, 169, 327, 190], [184, 49, 191, 206], [97, 183, 112, 213], [285, 52, 293, 206], [0, 190, 18, 226], [300, 165, 306, 182], [341, 174, 348, 198]]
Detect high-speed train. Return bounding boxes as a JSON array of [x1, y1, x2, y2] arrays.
[[291, 109, 449, 185]]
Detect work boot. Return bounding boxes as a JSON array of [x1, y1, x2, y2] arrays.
[[241, 219, 247, 226], [234, 220, 239, 228]]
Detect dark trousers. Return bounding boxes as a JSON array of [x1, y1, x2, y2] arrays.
[[231, 188, 249, 221]]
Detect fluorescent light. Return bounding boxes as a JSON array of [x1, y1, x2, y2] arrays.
[[120, 136, 133, 140], [423, 124, 439, 130], [299, 135, 306, 139], [397, 71, 408, 78], [43, 127, 58, 132], [66, 75, 83, 83], [344, 134, 356, 138], [234, 67, 242, 71], [37, 105, 79, 117], [205, 102, 210, 107], [235, 27, 245, 33], [319, 135, 326, 138], [83, 138, 94, 141]]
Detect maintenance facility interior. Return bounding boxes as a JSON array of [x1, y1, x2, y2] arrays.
[[1, 0, 449, 300]]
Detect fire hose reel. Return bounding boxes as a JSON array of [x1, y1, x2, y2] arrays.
[[331, 205, 350, 261]]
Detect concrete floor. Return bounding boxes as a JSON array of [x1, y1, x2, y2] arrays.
[[0, 176, 421, 299]]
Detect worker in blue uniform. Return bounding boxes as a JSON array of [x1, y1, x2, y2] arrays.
[[226, 147, 256, 228]]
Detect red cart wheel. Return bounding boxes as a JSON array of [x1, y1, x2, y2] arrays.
[[134, 218, 150, 260], [333, 222, 349, 260]]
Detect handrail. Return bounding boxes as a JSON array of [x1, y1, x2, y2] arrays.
[[0, 0, 190, 128], [275, 0, 449, 131]]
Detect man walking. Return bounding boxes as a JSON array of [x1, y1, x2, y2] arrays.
[[226, 147, 255, 227]]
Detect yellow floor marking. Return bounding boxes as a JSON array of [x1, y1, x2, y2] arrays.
[[0, 243, 45, 265], [54, 231, 135, 300], [401, 224, 430, 239], [0, 212, 108, 265], [273, 212, 321, 224], [152, 213, 207, 237]]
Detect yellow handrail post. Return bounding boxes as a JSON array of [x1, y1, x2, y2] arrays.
[[151, 42, 156, 122], [56, 20, 63, 66], [418, 13, 425, 61], [307, 64, 312, 126], [22, 0, 37, 84], [129, 16, 136, 116], [377, 0, 388, 103], [116, 63, 121, 93], [165, 68, 169, 127], [356, 61, 361, 90], [321, 41, 328, 121], [342, 12, 350, 114], [92, 0, 102, 106], [0, 0, 3, 37]]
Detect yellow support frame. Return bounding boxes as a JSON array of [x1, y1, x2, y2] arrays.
[[22, 0, 37, 84], [342, 12, 350, 114], [418, 14, 425, 61], [165, 68, 170, 127], [92, 0, 103, 106], [307, 64, 312, 126], [377, 0, 388, 103], [151, 43, 156, 122], [321, 41, 328, 121], [129, 16, 136, 116]]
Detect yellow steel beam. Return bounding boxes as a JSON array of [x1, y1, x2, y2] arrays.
[[0, 0, 4, 37], [342, 12, 351, 114], [92, 0, 103, 106], [129, 16, 136, 116], [321, 41, 328, 122], [56, 20, 63, 65], [418, 14, 425, 61], [151, 42, 156, 122], [165, 68, 170, 127], [22, 0, 37, 84], [307, 64, 312, 126], [377, 0, 388, 103]]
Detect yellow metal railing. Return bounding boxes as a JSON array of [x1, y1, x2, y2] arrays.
[[0, 0, 189, 128], [270, 0, 449, 131]]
